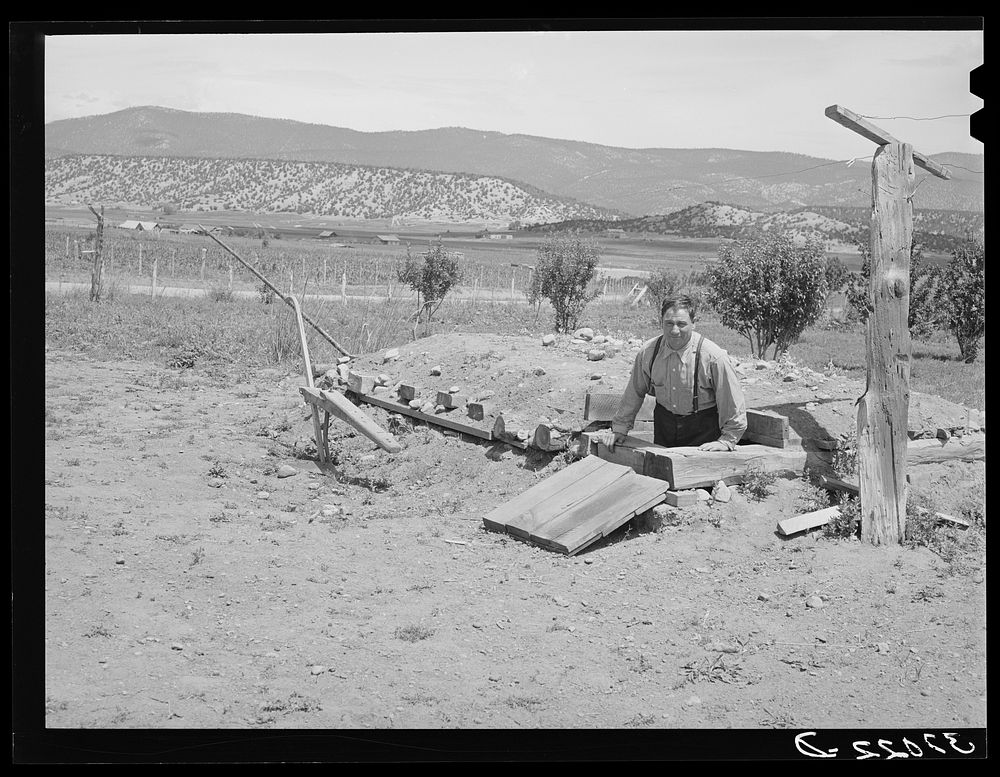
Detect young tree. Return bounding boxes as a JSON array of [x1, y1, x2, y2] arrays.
[[397, 244, 462, 324], [846, 239, 944, 339], [532, 236, 601, 332], [708, 230, 828, 359], [941, 234, 985, 363]]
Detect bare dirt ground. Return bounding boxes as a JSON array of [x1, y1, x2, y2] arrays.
[[43, 332, 986, 734]]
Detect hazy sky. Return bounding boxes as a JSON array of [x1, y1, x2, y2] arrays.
[[44, 28, 984, 160]]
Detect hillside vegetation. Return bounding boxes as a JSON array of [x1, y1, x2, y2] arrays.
[[44, 154, 620, 224], [45, 107, 985, 215], [526, 202, 985, 255]]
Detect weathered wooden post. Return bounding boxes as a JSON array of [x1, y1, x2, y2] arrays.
[[87, 205, 105, 302], [323, 257, 328, 285], [201, 247, 207, 281], [138, 242, 143, 275], [65, 235, 70, 261], [151, 253, 158, 297], [171, 249, 176, 277], [824, 105, 952, 545]]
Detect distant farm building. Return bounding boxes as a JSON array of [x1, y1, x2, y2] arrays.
[[489, 232, 513, 240], [316, 230, 339, 239], [177, 224, 203, 234], [118, 220, 161, 232], [373, 234, 401, 245], [606, 228, 626, 239]]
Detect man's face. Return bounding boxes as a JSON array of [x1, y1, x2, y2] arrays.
[[661, 307, 694, 350]]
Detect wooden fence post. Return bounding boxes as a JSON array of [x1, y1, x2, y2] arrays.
[[151, 254, 158, 297], [323, 257, 327, 285], [87, 205, 105, 302], [201, 247, 207, 281], [138, 243, 143, 275], [857, 142, 914, 546], [65, 236, 70, 261]]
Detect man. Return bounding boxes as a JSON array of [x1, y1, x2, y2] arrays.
[[598, 294, 747, 451]]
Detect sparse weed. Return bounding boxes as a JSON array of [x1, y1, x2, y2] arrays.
[[824, 496, 860, 539], [742, 462, 777, 502], [189, 546, 205, 566], [394, 624, 434, 642], [209, 287, 235, 303]]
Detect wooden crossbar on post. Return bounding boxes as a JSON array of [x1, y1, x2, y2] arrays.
[[825, 105, 951, 546]]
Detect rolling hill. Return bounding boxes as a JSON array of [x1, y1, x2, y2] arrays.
[[44, 154, 620, 224], [45, 107, 984, 216]]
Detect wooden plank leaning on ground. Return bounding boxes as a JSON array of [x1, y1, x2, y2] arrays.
[[583, 393, 792, 448], [347, 388, 493, 441], [299, 387, 402, 453]]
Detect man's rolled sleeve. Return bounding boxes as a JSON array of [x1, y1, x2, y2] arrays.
[[610, 347, 652, 435], [711, 355, 747, 449]]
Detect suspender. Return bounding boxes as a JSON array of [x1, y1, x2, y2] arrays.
[[649, 333, 704, 414]]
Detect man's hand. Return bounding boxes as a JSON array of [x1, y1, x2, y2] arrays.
[[596, 430, 628, 450], [698, 440, 730, 452]]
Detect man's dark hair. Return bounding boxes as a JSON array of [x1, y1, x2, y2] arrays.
[[660, 294, 697, 322]]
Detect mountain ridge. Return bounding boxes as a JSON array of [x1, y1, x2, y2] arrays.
[[45, 106, 985, 215]]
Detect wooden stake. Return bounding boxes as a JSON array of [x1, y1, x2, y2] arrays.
[[138, 243, 143, 275], [200, 247, 207, 281], [151, 254, 157, 297]]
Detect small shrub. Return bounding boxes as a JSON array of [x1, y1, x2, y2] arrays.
[[397, 244, 461, 324], [532, 236, 601, 332], [831, 429, 859, 480], [256, 282, 276, 304], [940, 234, 985, 362], [741, 462, 777, 502], [708, 230, 828, 359]]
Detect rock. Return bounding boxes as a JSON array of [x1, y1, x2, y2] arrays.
[[337, 356, 352, 364], [152, 404, 163, 411], [712, 481, 732, 503], [448, 385, 461, 394], [337, 364, 351, 382], [876, 641, 890, 654], [115, 557, 125, 565], [683, 694, 701, 707], [705, 640, 740, 653], [256, 491, 271, 499], [590, 374, 602, 381], [408, 399, 423, 410], [323, 369, 341, 383], [277, 465, 298, 479], [310, 665, 327, 676], [541, 334, 556, 346], [755, 360, 769, 370], [587, 350, 606, 361], [419, 402, 436, 414], [307, 482, 321, 491], [376, 374, 390, 387], [574, 327, 595, 341], [591, 335, 607, 344], [382, 348, 399, 363], [430, 366, 442, 376], [208, 478, 225, 489], [757, 593, 770, 602], [170, 643, 184, 651], [783, 373, 798, 382], [805, 595, 825, 609], [696, 489, 712, 502]]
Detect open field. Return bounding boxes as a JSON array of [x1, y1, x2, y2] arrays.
[[42, 287, 986, 736], [41, 206, 985, 740]]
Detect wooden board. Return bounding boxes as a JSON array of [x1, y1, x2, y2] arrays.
[[482, 455, 612, 533], [349, 389, 493, 441], [504, 461, 634, 539], [777, 506, 841, 536], [540, 476, 669, 555], [483, 456, 668, 555]]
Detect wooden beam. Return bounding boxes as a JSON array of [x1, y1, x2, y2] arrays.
[[824, 105, 951, 179], [819, 474, 860, 496], [299, 387, 402, 454], [348, 389, 493, 441], [905, 435, 985, 465]]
